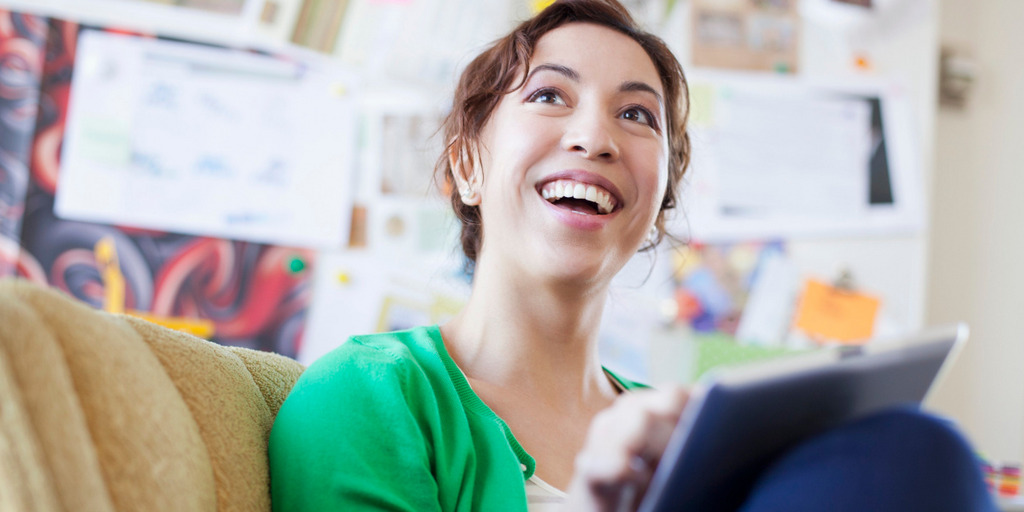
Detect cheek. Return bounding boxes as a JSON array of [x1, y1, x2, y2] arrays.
[[483, 114, 561, 188], [633, 146, 670, 213], [492, 112, 560, 158]]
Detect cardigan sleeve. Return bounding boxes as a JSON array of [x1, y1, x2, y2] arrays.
[[269, 338, 444, 511]]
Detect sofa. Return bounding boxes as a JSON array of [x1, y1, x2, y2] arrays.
[[0, 278, 306, 511]]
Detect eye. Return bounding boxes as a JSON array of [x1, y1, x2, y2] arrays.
[[528, 88, 567, 106], [621, 105, 659, 129]]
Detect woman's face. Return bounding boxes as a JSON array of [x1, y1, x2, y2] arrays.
[[471, 22, 670, 285]]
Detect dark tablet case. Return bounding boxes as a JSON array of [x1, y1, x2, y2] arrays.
[[637, 325, 965, 512]]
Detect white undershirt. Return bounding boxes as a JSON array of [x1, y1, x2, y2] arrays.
[[526, 474, 569, 511]]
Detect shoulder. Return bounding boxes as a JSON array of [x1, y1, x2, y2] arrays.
[[272, 325, 452, 445], [269, 326, 455, 511], [299, 326, 445, 390]]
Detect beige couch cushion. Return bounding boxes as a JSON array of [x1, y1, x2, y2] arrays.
[[0, 279, 305, 511]]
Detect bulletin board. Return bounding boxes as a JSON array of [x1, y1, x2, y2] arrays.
[[0, 12, 315, 357]]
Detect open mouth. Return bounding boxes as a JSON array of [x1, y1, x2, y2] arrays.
[[539, 179, 619, 215]]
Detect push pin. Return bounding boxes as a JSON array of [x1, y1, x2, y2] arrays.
[[286, 255, 307, 274], [336, 270, 351, 285]]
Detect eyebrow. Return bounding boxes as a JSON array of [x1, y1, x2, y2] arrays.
[[620, 80, 663, 107], [527, 63, 580, 83], [526, 63, 663, 107]]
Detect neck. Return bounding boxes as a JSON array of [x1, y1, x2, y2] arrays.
[[441, 253, 616, 406]]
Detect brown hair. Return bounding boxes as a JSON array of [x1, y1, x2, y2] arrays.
[[436, 0, 691, 264]]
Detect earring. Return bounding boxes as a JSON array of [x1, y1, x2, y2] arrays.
[[647, 225, 659, 245], [459, 188, 480, 206]]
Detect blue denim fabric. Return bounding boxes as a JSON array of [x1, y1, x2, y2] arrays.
[[738, 408, 997, 512]]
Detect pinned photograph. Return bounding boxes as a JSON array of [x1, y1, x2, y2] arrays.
[[692, 0, 800, 73]]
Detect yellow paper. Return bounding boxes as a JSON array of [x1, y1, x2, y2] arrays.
[[94, 236, 215, 339], [794, 279, 880, 344], [689, 84, 716, 128], [128, 311, 216, 339], [94, 236, 125, 314], [530, 0, 556, 14]]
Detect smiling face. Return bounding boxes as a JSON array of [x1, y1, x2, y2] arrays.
[[467, 22, 670, 286]]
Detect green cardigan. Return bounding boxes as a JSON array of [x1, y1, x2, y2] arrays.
[[268, 325, 643, 511]]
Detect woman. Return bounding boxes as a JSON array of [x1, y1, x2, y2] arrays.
[[269, 1, 994, 511]]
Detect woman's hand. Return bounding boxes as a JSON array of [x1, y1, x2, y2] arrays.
[[563, 386, 689, 512]]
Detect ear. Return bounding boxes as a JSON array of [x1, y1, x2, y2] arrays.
[[448, 143, 469, 189], [449, 141, 482, 206]]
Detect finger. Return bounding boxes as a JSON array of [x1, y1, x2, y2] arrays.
[[575, 454, 652, 511], [636, 385, 689, 419], [568, 388, 690, 512], [596, 387, 689, 462], [576, 388, 688, 483], [615, 482, 636, 512]]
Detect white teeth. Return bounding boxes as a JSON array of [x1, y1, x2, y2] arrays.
[[597, 192, 611, 214], [540, 179, 617, 214]]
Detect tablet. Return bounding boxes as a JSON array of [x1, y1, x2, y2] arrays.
[[636, 324, 968, 512]]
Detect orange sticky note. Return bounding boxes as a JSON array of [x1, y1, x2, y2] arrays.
[[793, 279, 880, 344]]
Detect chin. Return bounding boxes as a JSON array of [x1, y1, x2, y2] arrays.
[[540, 243, 626, 288]]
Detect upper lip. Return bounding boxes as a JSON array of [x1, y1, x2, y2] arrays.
[[535, 170, 625, 210]]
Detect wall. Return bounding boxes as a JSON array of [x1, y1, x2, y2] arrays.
[[925, 0, 1024, 463]]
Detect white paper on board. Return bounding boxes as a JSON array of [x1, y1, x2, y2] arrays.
[[675, 71, 924, 242], [300, 250, 389, 365], [735, 248, 800, 347], [56, 30, 356, 249]]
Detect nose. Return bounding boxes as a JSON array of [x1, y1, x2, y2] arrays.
[[561, 107, 620, 162]]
